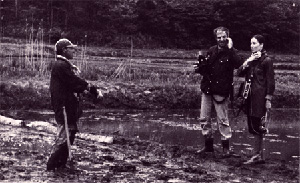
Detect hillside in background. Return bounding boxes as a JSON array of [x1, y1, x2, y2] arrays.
[[0, 0, 299, 54]]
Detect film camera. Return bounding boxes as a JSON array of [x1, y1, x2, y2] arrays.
[[242, 81, 251, 99], [194, 51, 209, 68]]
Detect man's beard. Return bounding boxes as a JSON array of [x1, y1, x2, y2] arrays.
[[218, 41, 227, 49]]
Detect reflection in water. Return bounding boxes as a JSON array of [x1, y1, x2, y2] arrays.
[[78, 109, 299, 162], [4, 109, 298, 162]]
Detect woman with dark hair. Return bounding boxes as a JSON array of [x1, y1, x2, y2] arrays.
[[238, 34, 275, 164]]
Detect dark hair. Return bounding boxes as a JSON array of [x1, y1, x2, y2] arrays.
[[213, 27, 230, 38], [252, 34, 265, 44]]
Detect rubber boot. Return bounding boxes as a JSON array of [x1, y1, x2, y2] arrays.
[[253, 134, 263, 156], [57, 143, 69, 168], [260, 135, 265, 161], [47, 152, 59, 171], [221, 139, 230, 158], [244, 135, 265, 164], [47, 146, 65, 171], [47, 143, 69, 171], [197, 138, 214, 155], [256, 135, 265, 163]]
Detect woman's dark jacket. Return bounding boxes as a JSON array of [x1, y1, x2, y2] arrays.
[[238, 51, 275, 118], [197, 45, 242, 97], [50, 56, 88, 131]]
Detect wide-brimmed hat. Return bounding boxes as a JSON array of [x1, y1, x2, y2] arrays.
[[55, 38, 77, 53]]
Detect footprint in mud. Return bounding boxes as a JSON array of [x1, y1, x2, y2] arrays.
[[109, 163, 136, 173]]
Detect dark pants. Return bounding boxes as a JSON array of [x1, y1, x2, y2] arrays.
[[47, 124, 76, 171], [53, 104, 81, 131], [247, 116, 263, 135]]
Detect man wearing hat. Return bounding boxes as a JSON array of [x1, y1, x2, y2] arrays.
[[47, 38, 101, 171]]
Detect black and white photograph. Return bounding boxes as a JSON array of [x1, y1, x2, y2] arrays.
[[0, 0, 299, 182]]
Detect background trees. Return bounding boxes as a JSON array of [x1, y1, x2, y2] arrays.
[[0, 0, 299, 53]]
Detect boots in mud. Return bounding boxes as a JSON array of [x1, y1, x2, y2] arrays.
[[221, 139, 240, 158], [46, 143, 69, 171], [244, 134, 265, 164], [243, 151, 265, 165], [221, 139, 231, 158], [197, 138, 214, 157]]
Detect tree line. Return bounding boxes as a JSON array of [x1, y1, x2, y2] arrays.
[[1, 0, 299, 54]]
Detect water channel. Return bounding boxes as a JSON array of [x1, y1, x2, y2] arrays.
[[77, 108, 299, 162], [4, 109, 300, 162]]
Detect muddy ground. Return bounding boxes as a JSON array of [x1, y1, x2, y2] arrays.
[[0, 114, 298, 183], [0, 76, 299, 182]]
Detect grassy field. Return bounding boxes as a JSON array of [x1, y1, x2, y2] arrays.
[[0, 39, 299, 110]]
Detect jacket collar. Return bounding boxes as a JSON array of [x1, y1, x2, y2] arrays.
[[56, 55, 81, 73], [217, 46, 230, 53], [56, 55, 69, 62], [261, 49, 267, 56], [210, 45, 229, 54]]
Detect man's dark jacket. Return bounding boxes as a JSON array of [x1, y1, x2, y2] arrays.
[[197, 45, 242, 97], [50, 56, 88, 131]]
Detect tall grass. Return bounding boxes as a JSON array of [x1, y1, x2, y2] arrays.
[[0, 36, 299, 109], [1, 22, 51, 77], [0, 33, 299, 90], [0, 32, 91, 79]]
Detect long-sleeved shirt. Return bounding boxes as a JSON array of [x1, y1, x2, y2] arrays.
[[50, 56, 88, 130]]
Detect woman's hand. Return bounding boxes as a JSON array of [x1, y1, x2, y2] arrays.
[[242, 52, 262, 68], [265, 100, 271, 110], [253, 51, 262, 58]]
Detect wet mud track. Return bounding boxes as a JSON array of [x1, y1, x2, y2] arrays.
[[0, 120, 298, 182]]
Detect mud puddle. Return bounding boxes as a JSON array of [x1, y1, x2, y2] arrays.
[[2, 108, 299, 162], [0, 109, 299, 183]]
